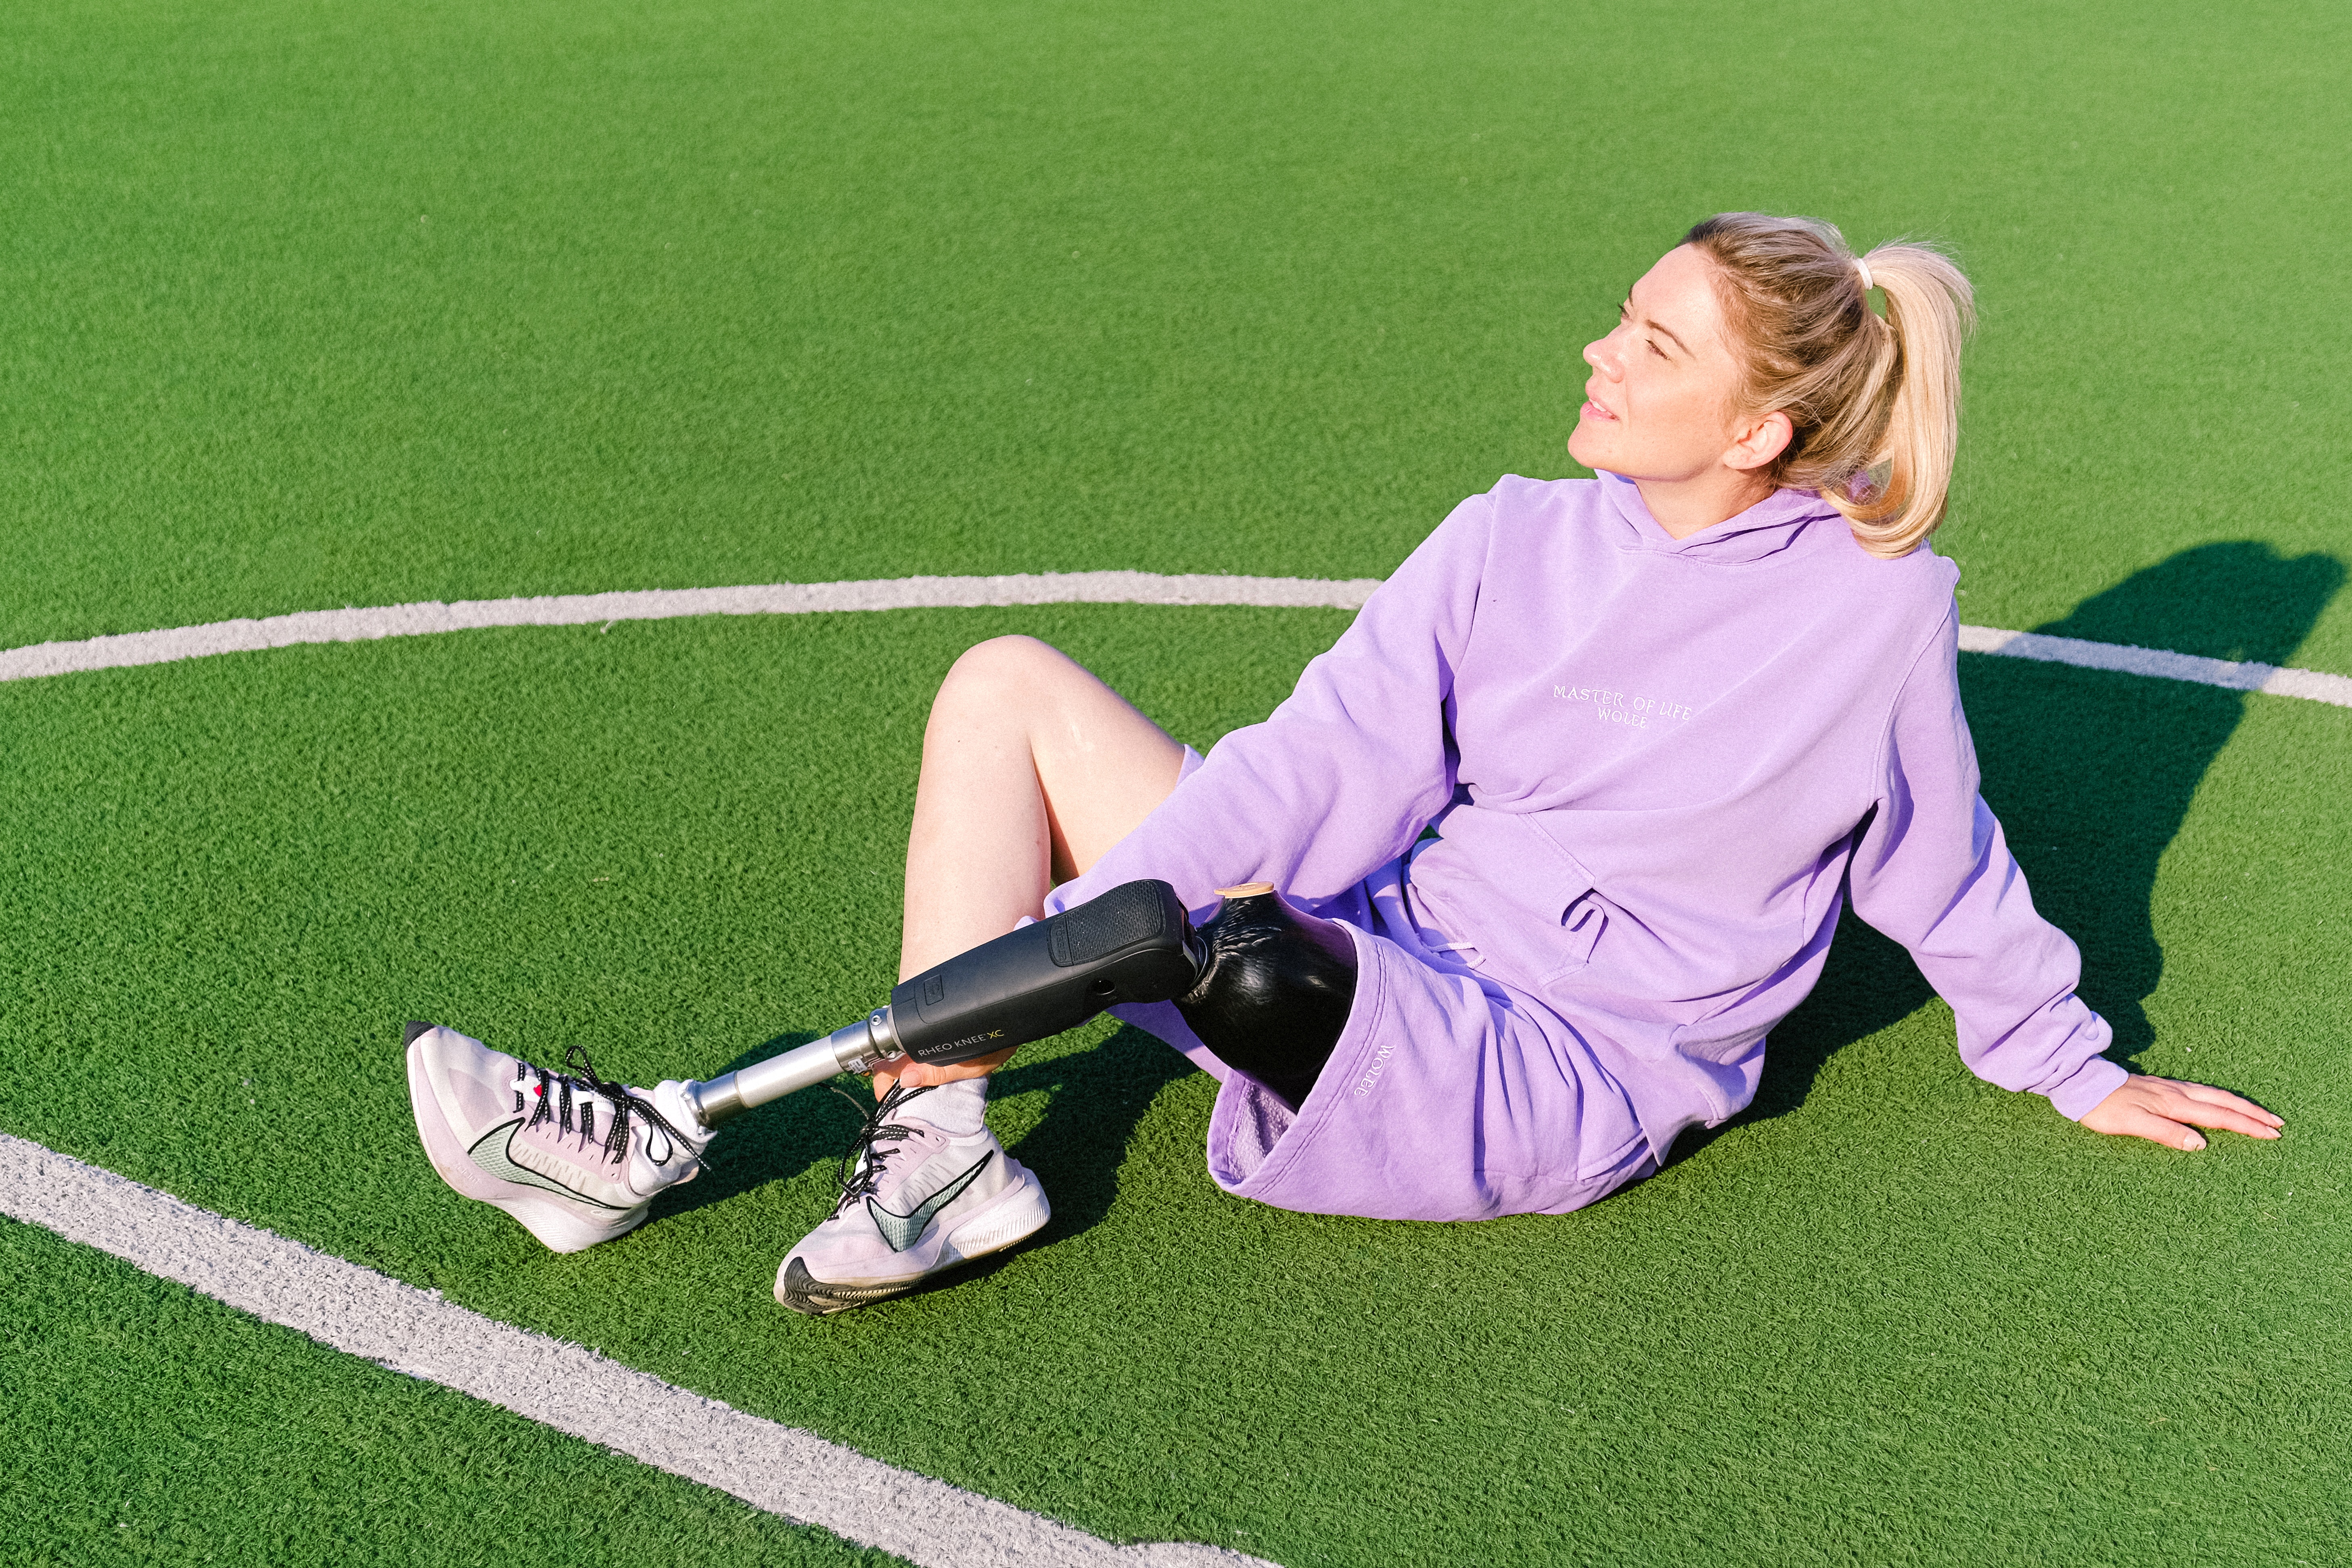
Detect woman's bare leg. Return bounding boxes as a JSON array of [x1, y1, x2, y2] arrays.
[[876, 636, 1186, 1095]]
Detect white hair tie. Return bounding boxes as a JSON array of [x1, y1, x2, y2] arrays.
[[1854, 256, 1874, 292]]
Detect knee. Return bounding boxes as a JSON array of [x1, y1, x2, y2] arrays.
[[933, 636, 1079, 721]]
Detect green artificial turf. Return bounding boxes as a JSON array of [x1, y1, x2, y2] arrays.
[[4, 0, 2349, 1561], [2, 602, 2345, 1564], [3, 0, 2350, 670], [0, 1219, 905, 1567]]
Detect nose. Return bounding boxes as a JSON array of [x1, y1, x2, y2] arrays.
[[1583, 328, 1622, 378]]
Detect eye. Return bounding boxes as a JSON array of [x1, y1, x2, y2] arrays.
[[1647, 340, 1668, 359]]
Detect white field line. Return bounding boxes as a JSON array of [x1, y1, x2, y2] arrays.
[[0, 1132, 1273, 1568], [0, 574, 1378, 682], [1953, 624, 2352, 706], [0, 573, 2342, 708]]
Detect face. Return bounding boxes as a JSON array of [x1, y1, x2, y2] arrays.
[[1568, 244, 1774, 488]]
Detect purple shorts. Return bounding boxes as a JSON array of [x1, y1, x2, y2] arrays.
[[1112, 849, 1656, 1223]]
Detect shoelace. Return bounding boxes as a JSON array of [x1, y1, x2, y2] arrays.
[[830, 1082, 936, 1213], [516, 1045, 709, 1173]]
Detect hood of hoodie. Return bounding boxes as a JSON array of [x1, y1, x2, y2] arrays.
[[1596, 469, 1849, 564]]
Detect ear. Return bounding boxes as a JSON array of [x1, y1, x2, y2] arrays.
[[1722, 409, 1793, 473]]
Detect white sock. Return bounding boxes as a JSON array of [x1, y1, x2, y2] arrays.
[[895, 1077, 988, 1136]]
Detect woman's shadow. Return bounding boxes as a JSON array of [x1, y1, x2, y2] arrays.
[[1675, 540, 2342, 1162]]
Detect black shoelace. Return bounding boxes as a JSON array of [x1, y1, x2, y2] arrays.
[[517, 1044, 709, 1174], [830, 1082, 936, 1213]]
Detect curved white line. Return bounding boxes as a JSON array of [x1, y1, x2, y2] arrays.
[[0, 573, 1379, 684], [0, 1131, 1275, 1568], [0, 573, 2344, 709], [1955, 624, 2352, 706]]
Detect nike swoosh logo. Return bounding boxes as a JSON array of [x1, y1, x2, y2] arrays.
[[469, 1121, 631, 1211], [867, 1152, 993, 1253]]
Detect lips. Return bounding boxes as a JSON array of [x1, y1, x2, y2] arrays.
[[1580, 397, 1618, 423]]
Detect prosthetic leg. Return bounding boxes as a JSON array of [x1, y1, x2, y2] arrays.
[[678, 878, 1357, 1130]]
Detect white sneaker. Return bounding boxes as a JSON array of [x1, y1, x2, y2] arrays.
[[404, 1022, 713, 1254], [776, 1084, 1050, 1315]]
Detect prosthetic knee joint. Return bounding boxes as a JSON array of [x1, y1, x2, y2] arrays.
[[677, 878, 1355, 1129]]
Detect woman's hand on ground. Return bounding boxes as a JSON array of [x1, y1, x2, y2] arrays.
[[870, 1046, 1018, 1098], [2078, 1074, 2283, 1150]]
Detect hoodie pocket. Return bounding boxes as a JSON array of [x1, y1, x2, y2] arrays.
[[1521, 816, 1613, 984], [1402, 812, 1613, 991], [1538, 891, 1610, 985]]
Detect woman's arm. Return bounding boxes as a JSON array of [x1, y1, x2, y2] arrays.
[[1845, 610, 2281, 1149], [1044, 489, 1498, 919]]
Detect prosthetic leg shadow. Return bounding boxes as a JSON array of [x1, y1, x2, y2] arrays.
[[643, 1024, 1206, 1277], [987, 886, 1355, 1244], [1673, 541, 2342, 1163], [650, 884, 1354, 1246], [644, 1033, 859, 1225]]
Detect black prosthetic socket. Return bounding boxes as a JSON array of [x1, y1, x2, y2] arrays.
[[1173, 884, 1357, 1109]]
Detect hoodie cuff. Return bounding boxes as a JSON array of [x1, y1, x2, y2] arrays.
[[2045, 1056, 2131, 1122]]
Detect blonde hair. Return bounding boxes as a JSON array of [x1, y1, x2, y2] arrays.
[[1681, 213, 1976, 558]]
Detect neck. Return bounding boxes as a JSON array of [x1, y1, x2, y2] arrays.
[[1629, 468, 1775, 539]]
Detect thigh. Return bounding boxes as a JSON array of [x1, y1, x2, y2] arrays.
[[1006, 640, 1188, 880]]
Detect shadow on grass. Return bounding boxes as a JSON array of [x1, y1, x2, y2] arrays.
[[1674, 540, 2341, 1163], [987, 1024, 1197, 1239], [646, 1031, 851, 1225], [766, 1026, 1200, 1302], [649, 1023, 1194, 1249]]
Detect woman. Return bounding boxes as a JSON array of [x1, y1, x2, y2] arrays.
[[406, 214, 2281, 1312]]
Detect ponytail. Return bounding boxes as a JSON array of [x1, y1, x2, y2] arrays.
[[1682, 214, 1976, 558]]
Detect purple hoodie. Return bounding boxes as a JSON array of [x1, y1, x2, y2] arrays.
[[1045, 473, 2126, 1221]]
